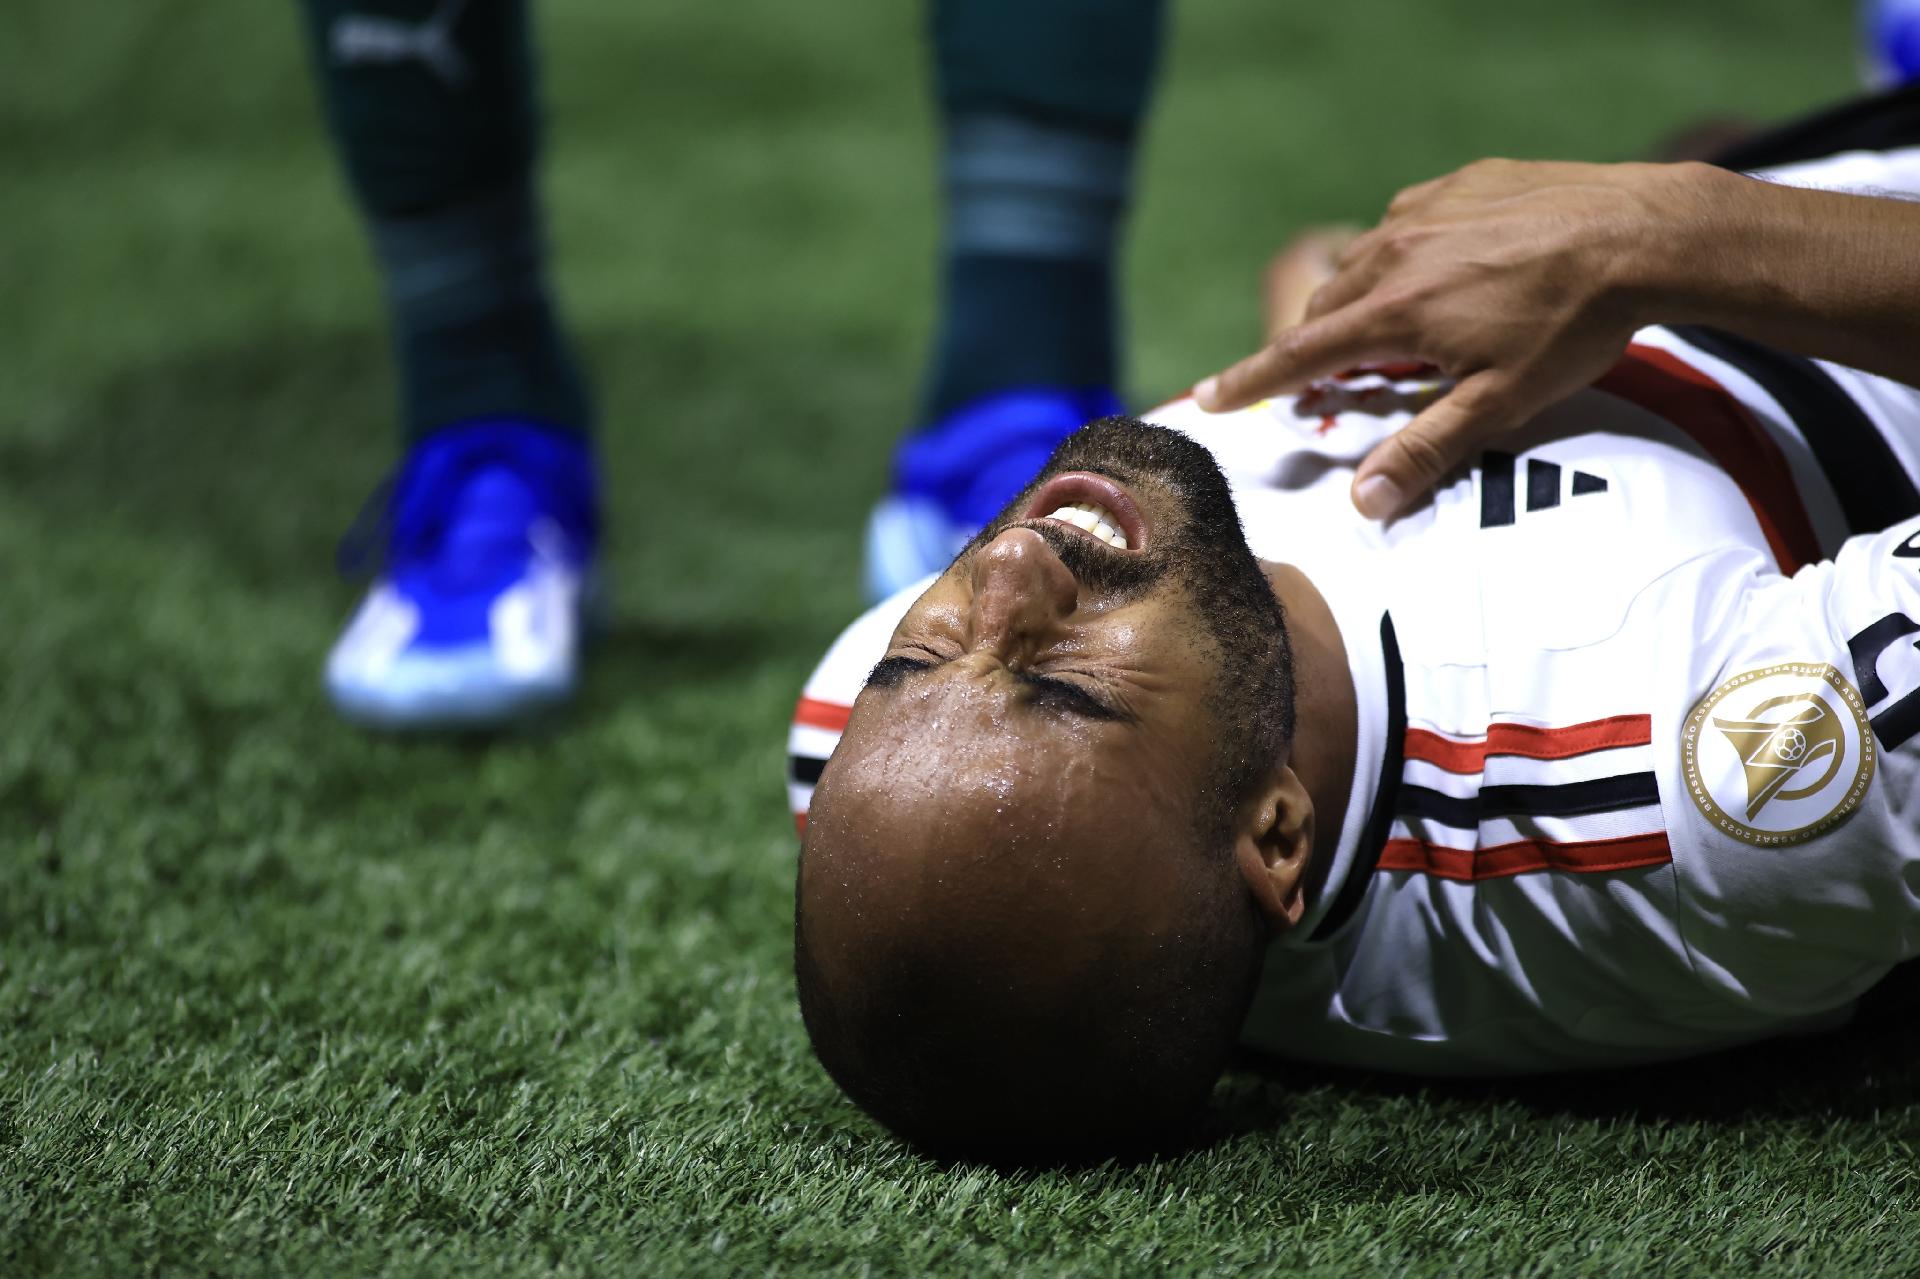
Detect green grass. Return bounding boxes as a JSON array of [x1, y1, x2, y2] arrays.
[[3, 0, 1913, 1272]]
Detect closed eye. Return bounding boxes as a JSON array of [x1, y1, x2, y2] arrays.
[[865, 653, 937, 689], [864, 653, 1135, 724], [1016, 671, 1133, 723]]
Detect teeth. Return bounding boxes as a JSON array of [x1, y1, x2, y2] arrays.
[[1044, 501, 1130, 549]]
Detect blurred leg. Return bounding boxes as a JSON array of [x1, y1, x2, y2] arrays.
[[867, 0, 1166, 600], [923, 0, 1166, 418], [302, 0, 596, 729], [299, 0, 591, 439]]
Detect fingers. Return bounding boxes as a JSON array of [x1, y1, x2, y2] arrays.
[[1196, 304, 1401, 413], [1261, 233, 1348, 339], [1351, 370, 1520, 519], [1384, 174, 1446, 219], [1301, 265, 1369, 324]]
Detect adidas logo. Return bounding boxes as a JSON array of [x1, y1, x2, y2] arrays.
[[1479, 451, 1607, 529]]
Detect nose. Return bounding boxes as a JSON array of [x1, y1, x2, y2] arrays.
[[968, 527, 1078, 663]]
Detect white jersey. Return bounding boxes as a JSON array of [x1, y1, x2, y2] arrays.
[[788, 148, 1920, 1075]]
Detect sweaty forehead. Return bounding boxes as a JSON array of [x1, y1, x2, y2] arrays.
[[838, 684, 1114, 823], [819, 677, 1194, 879]]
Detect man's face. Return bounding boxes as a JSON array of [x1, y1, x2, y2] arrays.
[[821, 419, 1294, 913], [794, 421, 1298, 1154], [879, 419, 1292, 812]]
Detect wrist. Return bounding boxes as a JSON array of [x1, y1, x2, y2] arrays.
[[1603, 161, 1741, 330]]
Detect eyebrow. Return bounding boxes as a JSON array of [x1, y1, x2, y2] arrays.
[[864, 654, 1137, 725]]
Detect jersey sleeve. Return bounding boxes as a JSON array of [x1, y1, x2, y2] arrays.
[[1664, 515, 1920, 1018], [1752, 144, 1920, 199], [785, 580, 929, 835]]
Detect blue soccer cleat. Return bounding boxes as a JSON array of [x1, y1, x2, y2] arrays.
[[1866, 0, 1920, 86], [864, 385, 1124, 601], [325, 420, 600, 729]]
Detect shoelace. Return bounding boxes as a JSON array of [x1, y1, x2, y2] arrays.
[[334, 423, 598, 579]]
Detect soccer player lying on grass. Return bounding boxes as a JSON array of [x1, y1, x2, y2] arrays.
[[788, 122, 1920, 1163]]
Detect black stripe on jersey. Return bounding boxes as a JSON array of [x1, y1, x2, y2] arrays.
[[1849, 611, 1920, 703], [1872, 693, 1920, 753], [1668, 325, 1920, 535], [1481, 452, 1517, 527], [1848, 612, 1920, 751], [790, 755, 827, 786], [1311, 612, 1404, 943], [1707, 80, 1920, 172], [1527, 459, 1562, 511], [1571, 470, 1609, 496], [1398, 772, 1661, 830]]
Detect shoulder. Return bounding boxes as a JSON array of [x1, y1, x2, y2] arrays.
[[786, 578, 929, 834], [1655, 521, 1920, 1016]]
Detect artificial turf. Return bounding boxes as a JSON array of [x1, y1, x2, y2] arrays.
[[4, 0, 1915, 1273]]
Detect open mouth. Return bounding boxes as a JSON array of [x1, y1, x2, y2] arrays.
[[1021, 471, 1147, 552]]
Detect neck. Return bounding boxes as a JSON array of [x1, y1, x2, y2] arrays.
[[1261, 560, 1357, 893]]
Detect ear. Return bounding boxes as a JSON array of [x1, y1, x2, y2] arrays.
[[1233, 766, 1316, 932]]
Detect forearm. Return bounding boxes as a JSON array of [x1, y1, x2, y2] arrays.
[[1632, 165, 1920, 385]]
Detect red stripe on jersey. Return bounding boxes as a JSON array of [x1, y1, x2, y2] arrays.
[[1403, 714, 1654, 774], [1379, 831, 1672, 881], [794, 697, 852, 732], [1595, 345, 1820, 573], [795, 811, 808, 837]]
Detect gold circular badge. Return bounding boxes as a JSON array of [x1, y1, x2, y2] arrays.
[[1680, 662, 1875, 847]]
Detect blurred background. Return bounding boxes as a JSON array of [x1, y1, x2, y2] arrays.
[[0, 0, 1897, 1270], [2, 2, 1864, 636]]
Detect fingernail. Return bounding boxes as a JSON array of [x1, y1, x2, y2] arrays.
[[1194, 376, 1220, 410], [1354, 474, 1403, 519]]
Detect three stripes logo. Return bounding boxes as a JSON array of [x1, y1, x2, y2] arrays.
[[1480, 452, 1609, 529]]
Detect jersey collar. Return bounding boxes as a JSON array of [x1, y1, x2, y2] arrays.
[[1278, 574, 1405, 948]]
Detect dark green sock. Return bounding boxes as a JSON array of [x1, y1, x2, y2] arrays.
[[299, 0, 591, 440], [928, 255, 1117, 417], [923, 0, 1166, 422]]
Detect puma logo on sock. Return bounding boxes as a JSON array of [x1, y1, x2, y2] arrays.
[[331, 0, 471, 86]]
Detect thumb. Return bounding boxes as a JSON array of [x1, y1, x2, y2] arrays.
[[1351, 370, 1520, 519]]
